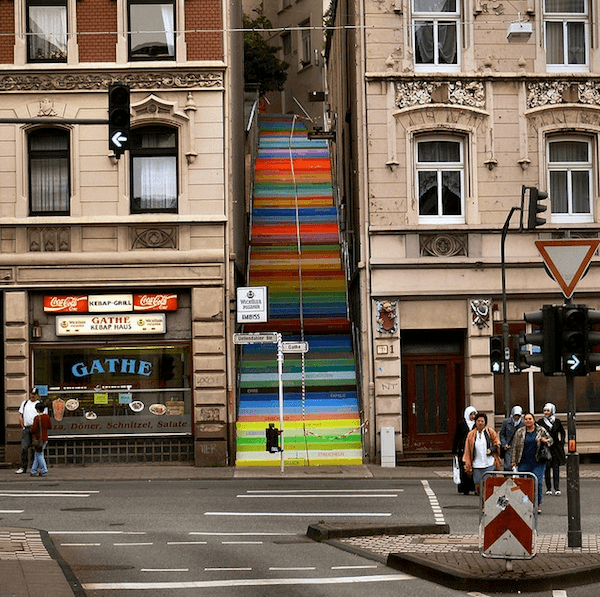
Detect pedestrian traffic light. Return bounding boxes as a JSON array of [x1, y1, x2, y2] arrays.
[[526, 187, 548, 230], [561, 305, 588, 376], [265, 423, 281, 453], [108, 83, 130, 157], [523, 305, 560, 375], [490, 335, 503, 374]]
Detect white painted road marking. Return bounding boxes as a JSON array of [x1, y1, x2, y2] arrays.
[[269, 567, 316, 571], [237, 494, 399, 498], [332, 565, 378, 570], [0, 510, 24, 514], [204, 512, 392, 517], [167, 541, 208, 545], [204, 567, 253, 572], [60, 543, 101, 547], [0, 491, 98, 498], [82, 573, 414, 590], [245, 489, 403, 493], [189, 531, 296, 536], [50, 531, 147, 535], [113, 543, 154, 546], [141, 569, 189, 572], [221, 541, 263, 545], [552, 592, 568, 597], [421, 480, 446, 525]]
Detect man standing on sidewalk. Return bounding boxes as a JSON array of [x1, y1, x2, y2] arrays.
[[16, 387, 41, 474]]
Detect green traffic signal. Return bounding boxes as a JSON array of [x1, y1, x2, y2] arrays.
[[490, 335, 503, 374]]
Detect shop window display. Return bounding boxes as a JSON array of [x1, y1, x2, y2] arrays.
[[32, 344, 191, 437]]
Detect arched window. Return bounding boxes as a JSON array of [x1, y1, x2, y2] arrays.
[[28, 128, 70, 215], [130, 126, 178, 213], [416, 135, 465, 223]]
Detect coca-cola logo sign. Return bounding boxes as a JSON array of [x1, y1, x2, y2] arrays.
[[134, 294, 178, 312], [44, 296, 88, 313], [44, 294, 177, 313]]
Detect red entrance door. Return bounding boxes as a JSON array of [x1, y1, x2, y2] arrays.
[[402, 355, 464, 453]]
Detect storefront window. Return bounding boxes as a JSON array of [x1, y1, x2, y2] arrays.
[[32, 344, 191, 437]]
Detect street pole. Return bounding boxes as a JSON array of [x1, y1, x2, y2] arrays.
[[566, 370, 582, 547], [276, 333, 285, 473], [501, 206, 520, 418]]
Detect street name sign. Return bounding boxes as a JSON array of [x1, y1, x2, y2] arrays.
[[236, 286, 269, 324], [233, 332, 278, 345], [535, 239, 600, 299], [282, 341, 309, 354]]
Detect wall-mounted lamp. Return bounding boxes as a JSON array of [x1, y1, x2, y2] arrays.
[[31, 321, 42, 339], [507, 20, 533, 41]]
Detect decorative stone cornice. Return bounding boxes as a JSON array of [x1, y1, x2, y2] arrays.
[[0, 70, 223, 92], [395, 80, 485, 109]]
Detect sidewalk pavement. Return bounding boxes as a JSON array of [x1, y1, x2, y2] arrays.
[[2, 462, 600, 595]]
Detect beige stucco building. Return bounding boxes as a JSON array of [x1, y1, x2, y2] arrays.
[[326, 0, 600, 462], [0, 0, 245, 466]]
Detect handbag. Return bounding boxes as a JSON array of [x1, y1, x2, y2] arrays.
[[452, 456, 461, 484], [536, 442, 552, 463], [31, 416, 44, 453]]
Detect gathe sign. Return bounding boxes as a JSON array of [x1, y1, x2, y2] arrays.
[[56, 314, 166, 336], [236, 286, 269, 324]]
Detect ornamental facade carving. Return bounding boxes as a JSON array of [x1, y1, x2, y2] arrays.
[[395, 81, 485, 109], [0, 71, 223, 92], [526, 80, 600, 109], [420, 233, 467, 257]]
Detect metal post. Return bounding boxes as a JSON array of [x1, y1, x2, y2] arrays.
[[566, 373, 581, 547], [501, 206, 520, 418], [276, 333, 285, 473]]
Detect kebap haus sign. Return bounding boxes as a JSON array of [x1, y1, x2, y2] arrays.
[[56, 314, 166, 336]]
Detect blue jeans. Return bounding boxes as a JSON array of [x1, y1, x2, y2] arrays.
[[518, 461, 546, 506], [30, 442, 48, 475]]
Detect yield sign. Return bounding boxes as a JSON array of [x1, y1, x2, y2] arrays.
[[535, 239, 600, 299]]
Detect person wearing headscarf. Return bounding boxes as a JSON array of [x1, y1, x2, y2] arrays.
[[463, 412, 502, 496], [537, 403, 566, 495], [452, 406, 477, 494], [499, 405, 525, 471]]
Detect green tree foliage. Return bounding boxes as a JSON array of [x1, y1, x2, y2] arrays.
[[243, 6, 289, 96]]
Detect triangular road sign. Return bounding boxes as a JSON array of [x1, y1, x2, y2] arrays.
[[535, 239, 600, 299]]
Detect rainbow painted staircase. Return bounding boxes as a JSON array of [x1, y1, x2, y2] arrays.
[[236, 115, 363, 466]]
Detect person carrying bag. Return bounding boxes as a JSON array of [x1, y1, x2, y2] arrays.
[[30, 402, 52, 477]]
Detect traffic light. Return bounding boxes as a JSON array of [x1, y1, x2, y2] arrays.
[[108, 83, 130, 157], [490, 335, 503, 374], [523, 305, 560, 375], [265, 424, 281, 453], [526, 187, 548, 230], [560, 305, 588, 376], [514, 333, 530, 371]]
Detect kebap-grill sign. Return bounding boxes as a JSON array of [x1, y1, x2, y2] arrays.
[[44, 294, 178, 313]]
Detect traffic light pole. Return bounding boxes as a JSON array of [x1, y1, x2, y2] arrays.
[[566, 371, 582, 547], [501, 206, 520, 417]]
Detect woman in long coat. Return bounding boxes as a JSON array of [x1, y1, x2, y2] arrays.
[[452, 406, 477, 495], [537, 403, 566, 495]]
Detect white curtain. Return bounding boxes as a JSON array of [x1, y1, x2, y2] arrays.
[[30, 134, 69, 213], [134, 156, 177, 210], [549, 141, 590, 214], [161, 5, 175, 57]]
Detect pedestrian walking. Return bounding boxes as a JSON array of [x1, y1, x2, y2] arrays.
[[30, 402, 52, 477], [16, 387, 41, 474], [452, 406, 477, 495], [499, 405, 525, 471], [463, 412, 502, 496], [537, 403, 566, 495], [511, 413, 553, 514]]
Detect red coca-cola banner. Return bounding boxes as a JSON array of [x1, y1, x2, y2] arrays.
[[44, 296, 88, 313], [133, 294, 178, 312]]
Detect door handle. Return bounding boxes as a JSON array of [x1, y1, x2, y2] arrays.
[[412, 403, 416, 415]]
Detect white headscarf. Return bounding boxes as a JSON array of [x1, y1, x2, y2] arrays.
[[543, 402, 556, 426], [510, 405, 523, 425], [464, 406, 477, 430]]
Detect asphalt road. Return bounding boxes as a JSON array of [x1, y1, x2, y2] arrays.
[[1, 475, 600, 597]]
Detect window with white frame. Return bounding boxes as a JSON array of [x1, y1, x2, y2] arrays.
[[412, 0, 459, 71], [129, 0, 175, 60], [28, 128, 70, 215], [130, 126, 178, 213], [544, 0, 588, 71], [300, 20, 311, 67], [27, 0, 68, 62], [548, 137, 593, 222], [416, 136, 465, 222]]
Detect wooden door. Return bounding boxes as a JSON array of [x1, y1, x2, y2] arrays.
[[402, 355, 464, 453]]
